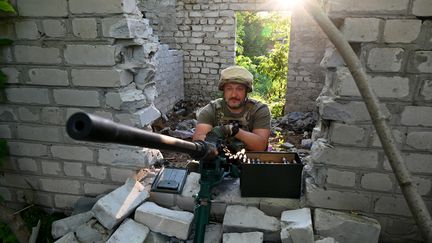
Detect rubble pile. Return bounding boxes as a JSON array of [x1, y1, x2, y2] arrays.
[[52, 171, 381, 243]]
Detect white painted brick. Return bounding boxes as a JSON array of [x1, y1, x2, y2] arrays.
[[54, 194, 82, 209], [330, 123, 367, 146], [1, 67, 19, 83], [72, 18, 98, 39], [106, 218, 149, 243], [406, 131, 432, 150], [17, 0, 68, 17], [42, 20, 66, 37], [134, 104, 161, 127], [92, 179, 149, 229], [367, 48, 404, 72], [328, 0, 409, 13], [384, 19, 422, 43], [52, 211, 93, 239], [311, 145, 378, 169], [384, 152, 432, 174], [15, 45, 61, 64], [69, 0, 137, 14], [135, 201, 194, 240], [305, 186, 372, 212], [71, 69, 133, 87], [51, 145, 93, 161], [326, 169, 356, 187], [411, 176, 432, 196], [41, 107, 64, 125], [109, 168, 135, 183], [410, 51, 432, 73], [41, 161, 62, 175], [361, 172, 393, 191], [401, 106, 432, 126], [15, 20, 40, 40], [64, 45, 116, 66], [341, 18, 381, 42], [0, 124, 12, 138], [314, 208, 381, 243], [17, 125, 61, 142], [0, 187, 12, 201], [17, 158, 38, 172], [28, 68, 69, 86], [40, 178, 81, 194], [0, 107, 17, 121], [103, 18, 153, 39], [223, 232, 264, 243], [64, 162, 84, 177], [17, 107, 39, 121], [372, 128, 404, 148], [5, 87, 50, 104], [421, 79, 432, 100], [8, 141, 48, 157], [412, 0, 432, 16], [374, 195, 410, 216], [98, 147, 161, 168], [319, 100, 390, 123], [86, 165, 107, 179], [53, 89, 100, 107], [83, 183, 117, 196]]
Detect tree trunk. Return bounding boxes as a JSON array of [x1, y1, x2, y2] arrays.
[[0, 204, 30, 243], [302, 1, 432, 242]]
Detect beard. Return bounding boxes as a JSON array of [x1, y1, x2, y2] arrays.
[[226, 97, 246, 110]]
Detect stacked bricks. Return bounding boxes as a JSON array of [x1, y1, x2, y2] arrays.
[[308, 0, 432, 242], [0, 0, 183, 211]]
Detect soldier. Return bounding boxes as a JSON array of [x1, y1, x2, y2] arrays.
[[193, 65, 271, 151]]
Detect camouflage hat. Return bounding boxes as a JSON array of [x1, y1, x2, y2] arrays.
[[218, 65, 253, 92]]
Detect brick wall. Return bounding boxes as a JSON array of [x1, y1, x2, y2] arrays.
[[0, 0, 183, 211], [307, 0, 432, 241]]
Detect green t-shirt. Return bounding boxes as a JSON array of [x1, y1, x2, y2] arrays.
[[197, 98, 271, 131]]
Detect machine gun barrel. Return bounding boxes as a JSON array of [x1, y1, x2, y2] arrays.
[[66, 112, 217, 161]]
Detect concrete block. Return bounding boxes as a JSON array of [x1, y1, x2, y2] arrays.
[[384, 19, 422, 43], [42, 20, 66, 37], [72, 18, 97, 39], [69, 0, 137, 14], [106, 218, 149, 243], [327, 0, 409, 13], [374, 196, 411, 217], [0, 124, 11, 139], [41, 107, 64, 125], [92, 178, 149, 229], [17, 124, 61, 142], [149, 191, 176, 208], [409, 51, 432, 73], [17, 107, 39, 122], [98, 147, 162, 169], [14, 45, 61, 64], [223, 205, 280, 242], [72, 69, 133, 87], [51, 211, 94, 239], [135, 201, 194, 240], [315, 237, 339, 243], [223, 232, 264, 243], [75, 218, 111, 242], [41, 161, 62, 175], [406, 131, 432, 150], [86, 165, 107, 180], [64, 162, 84, 177], [54, 194, 82, 209], [341, 18, 381, 42], [361, 173, 393, 191], [51, 145, 93, 161], [53, 89, 100, 107], [28, 68, 69, 86], [40, 179, 81, 194], [384, 152, 432, 174], [311, 145, 378, 169], [134, 104, 161, 127], [0, 107, 17, 121], [259, 198, 300, 217], [64, 45, 116, 66], [326, 169, 356, 188], [105, 18, 153, 39], [15, 20, 40, 39], [280, 208, 314, 243], [412, 0, 432, 16], [314, 208, 380, 243], [105, 88, 146, 110], [84, 183, 118, 196], [17, 0, 68, 17], [401, 106, 432, 126], [8, 141, 48, 157], [371, 128, 404, 148], [5, 87, 50, 104], [1, 67, 19, 83], [54, 232, 79, 243], [143, 231, 170, 243], [176, 172, 201, 211], [330, 123, 367, 146], [367, 48, 404, 72], [420, 79, 432, 100], [109, 168, 135, 183], [305, 186, 371, 212], [17, 158, 38, 172], [205, 223, 222, 243]]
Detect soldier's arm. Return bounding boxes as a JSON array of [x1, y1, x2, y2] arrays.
[[234, 128, 270, 151], [193, 123, 213, 141]]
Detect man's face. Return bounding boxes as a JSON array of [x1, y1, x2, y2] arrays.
[[223, 82, 247, 110]]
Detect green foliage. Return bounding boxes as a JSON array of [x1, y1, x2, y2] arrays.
[[0, 223, 18, 243], [236, 11, 291, 117], [21, 207, 65, 243], [0, 0, 15, 13]]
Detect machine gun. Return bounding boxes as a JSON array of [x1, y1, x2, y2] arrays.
[[66, 112, 240, 243]]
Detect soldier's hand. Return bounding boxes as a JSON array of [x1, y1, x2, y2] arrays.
[[221, 124, 239, 137]]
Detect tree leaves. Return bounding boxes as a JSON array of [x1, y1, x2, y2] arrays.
[[0, 39, 13, 46], [0, 0, 16, 13]]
